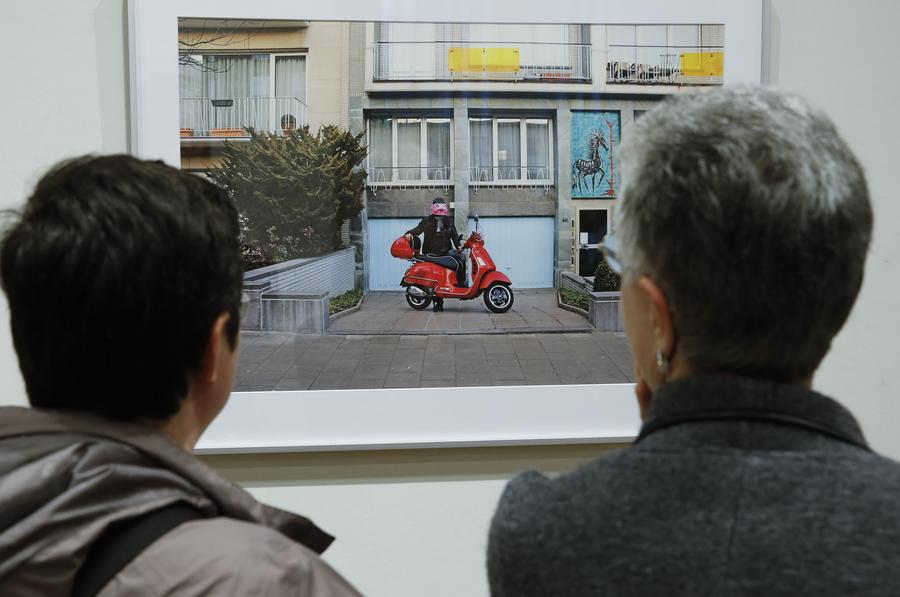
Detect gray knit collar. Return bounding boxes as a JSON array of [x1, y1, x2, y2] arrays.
[[639, 375, 868, 449]]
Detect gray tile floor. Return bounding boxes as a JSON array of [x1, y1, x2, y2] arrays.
[[328, 290, 593, 335], [235, 331, 636, 392]]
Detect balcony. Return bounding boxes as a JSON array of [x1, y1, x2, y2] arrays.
[[606, 45, 724, 86], [373, 41, 591, 83], [179, 96, 309, 139]]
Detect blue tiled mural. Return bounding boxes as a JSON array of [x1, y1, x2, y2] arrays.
[[571, 111, 620, 198]]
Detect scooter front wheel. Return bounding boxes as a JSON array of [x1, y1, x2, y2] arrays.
[[484, 283, 514, 313], [405, 287, 432, 311]]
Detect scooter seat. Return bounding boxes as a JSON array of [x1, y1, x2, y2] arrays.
[[421, 254, 459, 270]]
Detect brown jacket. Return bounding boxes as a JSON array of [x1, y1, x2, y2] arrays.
[[0, 407, 362, 597]]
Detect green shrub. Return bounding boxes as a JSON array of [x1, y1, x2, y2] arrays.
[[559, 287, 590, 311], [330, 289, 363, 315], [592, 258, 621, 292], [211, 125, 367, 263]]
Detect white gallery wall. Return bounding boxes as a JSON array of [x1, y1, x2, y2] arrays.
[[0, 1, 898, 596]]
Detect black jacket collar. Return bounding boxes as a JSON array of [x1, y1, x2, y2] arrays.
[[637, 375, 869, 450]]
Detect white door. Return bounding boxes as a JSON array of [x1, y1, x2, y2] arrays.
[[468, 216, 555, 288], [368, 218, 422, 291]]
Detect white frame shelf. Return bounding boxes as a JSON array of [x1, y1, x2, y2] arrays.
[[129, 0, 762, 453]]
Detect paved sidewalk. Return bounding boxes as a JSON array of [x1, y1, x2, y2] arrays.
[[328, 289, 592, 335], [235, 331, 635, 392]]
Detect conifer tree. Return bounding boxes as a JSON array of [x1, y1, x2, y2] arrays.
[[211, 125, 367, 262]]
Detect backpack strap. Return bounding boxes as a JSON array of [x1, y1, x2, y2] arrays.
[[71, 502, 204, 597]]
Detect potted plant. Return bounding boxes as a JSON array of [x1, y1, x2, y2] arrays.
[[589, 258, 623, 331]]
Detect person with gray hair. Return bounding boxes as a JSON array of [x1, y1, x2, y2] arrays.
[[487, 87, 900, 596]]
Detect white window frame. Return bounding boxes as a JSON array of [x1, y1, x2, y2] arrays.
[[366, 116, 454, 185], [469, 116, 554, 187]]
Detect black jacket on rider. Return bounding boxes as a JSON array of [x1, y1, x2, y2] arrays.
[[406, 215, 460, 256]]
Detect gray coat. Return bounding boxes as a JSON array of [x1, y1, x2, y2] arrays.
[[488, 375, 900, 596], [0, 407, 362, 597]]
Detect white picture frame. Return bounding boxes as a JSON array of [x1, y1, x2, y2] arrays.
[[128, 0, 762, 453]]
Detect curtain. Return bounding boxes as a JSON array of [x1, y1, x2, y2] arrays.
[[426, 119, 451, 180], [526, 120, 550, 180], [198, 54, 270, 131], [368, 117, 393, 182], [469, 119, 493, 181], [275, 56, 307, 130], [497, 120, 521, 180], [397, 119, 422, 180]]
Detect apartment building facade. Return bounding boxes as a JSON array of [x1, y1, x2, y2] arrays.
[[350, 22, 724, 291]]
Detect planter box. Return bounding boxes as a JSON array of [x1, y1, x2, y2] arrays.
[[262, 292, 330, 334], [210, 127, 249, 138], [241, 248, 356, 334], [589, 291, 624, 332]]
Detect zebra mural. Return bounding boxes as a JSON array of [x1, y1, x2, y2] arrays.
[[571, 111, 620, 198], [572, 130, 608, 194]]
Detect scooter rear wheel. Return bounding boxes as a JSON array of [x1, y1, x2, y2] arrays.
[[405, 288, 432, 310], [484, 283, 514, 313]]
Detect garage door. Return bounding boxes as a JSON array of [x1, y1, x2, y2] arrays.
[[367, 216, 555, 291], [469, 217, 555, 288], [368, 218, 421, 291]]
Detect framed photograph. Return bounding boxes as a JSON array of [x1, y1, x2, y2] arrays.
[[128, 0, 762, 452]]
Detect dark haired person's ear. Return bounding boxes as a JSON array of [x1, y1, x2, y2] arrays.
[[200, 313, 236, 385]]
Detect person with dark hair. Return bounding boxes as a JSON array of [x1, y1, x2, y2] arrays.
[[405, 197, 466, 311], [0, 155, 361, 596], [488, 88, 900, 596]]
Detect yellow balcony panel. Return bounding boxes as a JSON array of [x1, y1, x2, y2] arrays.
[[449, 47, 520, 73], [681, 51, 724, 77]]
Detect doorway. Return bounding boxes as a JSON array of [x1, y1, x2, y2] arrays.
[[576, 208, 609, 277]]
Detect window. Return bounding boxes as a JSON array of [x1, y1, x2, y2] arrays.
[[178, 53, 307, 136], [469, 116, 553, 183], [367, 117, 453, 183]]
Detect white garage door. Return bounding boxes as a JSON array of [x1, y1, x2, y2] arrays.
[[367, 216, 555, 291], [469, 217, 555, 288], [368, 218, 422, 291]]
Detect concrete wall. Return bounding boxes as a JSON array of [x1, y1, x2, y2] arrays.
[[245, 247, 356, 296]]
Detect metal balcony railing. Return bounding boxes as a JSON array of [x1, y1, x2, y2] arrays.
[[368, 165, 453, 184], [469, 166, 554, 186], [373, 41, 591, 82], [179, 96, 309, 138], [606, 45, 724, 85]]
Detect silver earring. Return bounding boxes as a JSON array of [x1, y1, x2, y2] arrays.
[[656, 349, 669, 378]]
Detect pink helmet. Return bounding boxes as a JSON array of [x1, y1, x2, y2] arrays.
[[431, 198, 448, 216]]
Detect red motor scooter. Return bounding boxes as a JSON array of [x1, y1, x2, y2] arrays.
[[390, 215, 514, 313]]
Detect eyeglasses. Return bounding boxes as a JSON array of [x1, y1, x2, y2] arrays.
[[600, 233, 623, 275]]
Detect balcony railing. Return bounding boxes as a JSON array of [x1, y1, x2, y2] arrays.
[[368, 166, 453, 186], [606, 45, 724, 85], [179, 96, 309, 138], [469, 166, 554, 188], [374, 41, 591, 83]]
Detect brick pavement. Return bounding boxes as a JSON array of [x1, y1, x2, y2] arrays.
[[235, 331, 635, 392]]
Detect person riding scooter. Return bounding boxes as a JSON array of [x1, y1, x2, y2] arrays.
[[404, 197, 467, 311]]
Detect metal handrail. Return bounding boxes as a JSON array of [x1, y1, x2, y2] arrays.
[[605, 44, 724, 85], [179, 96, 309, 137], [374, 41, 591, 82], [367, 166, 453, 183], [469, 165, 554, 185]]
